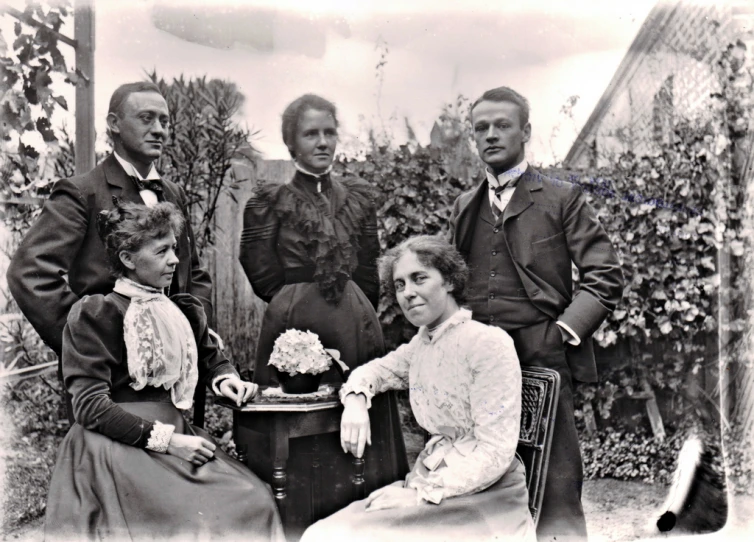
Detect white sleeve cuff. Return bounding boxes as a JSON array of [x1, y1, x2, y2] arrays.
[[556, 321, 581, 345], [146, 421, 175, 453], [339, 383, 375, 409]]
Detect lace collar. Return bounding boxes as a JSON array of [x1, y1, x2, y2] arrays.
[[114, 277, 199, 410], [418, 308, 471, 343], [113, 276, 164, 299]]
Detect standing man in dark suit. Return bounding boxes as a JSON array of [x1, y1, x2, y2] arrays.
[[450, 86, 624, 540], [7, 82, 216, 420]]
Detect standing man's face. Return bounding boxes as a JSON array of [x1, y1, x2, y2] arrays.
[[471, 100, 531, 174], [107, 91, 170, 170]]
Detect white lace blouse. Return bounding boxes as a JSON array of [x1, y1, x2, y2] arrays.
[[341, 308, 522, 504]]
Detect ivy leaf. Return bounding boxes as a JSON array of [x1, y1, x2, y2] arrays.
[[50, 94, 67, 111]]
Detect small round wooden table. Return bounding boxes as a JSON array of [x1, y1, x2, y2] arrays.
[[220, 384, 366, 532]]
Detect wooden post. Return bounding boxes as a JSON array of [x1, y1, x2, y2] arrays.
[[74, 0, 95, 175]]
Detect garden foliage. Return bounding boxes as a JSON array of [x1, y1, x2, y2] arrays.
[[0, 0, 74, 232], [150, 73, 257, 254]]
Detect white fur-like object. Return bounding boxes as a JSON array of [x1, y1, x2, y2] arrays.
[[656, 434, 704, 532]]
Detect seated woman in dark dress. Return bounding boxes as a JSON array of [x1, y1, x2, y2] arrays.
[[302, 236, 536, 542], [44, 201, 284, 542]]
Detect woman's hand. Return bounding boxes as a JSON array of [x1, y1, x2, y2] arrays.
[[365, 482, 418, 512], [167, 433, 216, 466], [341, 393, 371, 458], [219, 376, 258, 406]]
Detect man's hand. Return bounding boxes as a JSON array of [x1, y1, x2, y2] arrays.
[[219, 376, 258, 406], [341, 393, 371, 458], [365, 482, 418, 512]]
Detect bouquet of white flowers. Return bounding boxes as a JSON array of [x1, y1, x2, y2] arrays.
[[268, 329, 332, 377]]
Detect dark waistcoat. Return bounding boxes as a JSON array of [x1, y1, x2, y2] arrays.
[[465, 191, 548, 330]]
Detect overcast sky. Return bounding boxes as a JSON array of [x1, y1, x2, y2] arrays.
[[10, 0, 662, 163]]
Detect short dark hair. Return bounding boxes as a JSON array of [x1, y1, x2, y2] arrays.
[[470, 86, 530, 127], [108, 81, 164, 117], [97, 201, 185, 277], [281, 94, 339, 159], [378, 235, 469, 304]]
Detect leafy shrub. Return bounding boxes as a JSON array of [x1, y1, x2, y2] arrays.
[[336, 144, 477, 349], [580, 425, 683, 484], [150, 73, 257, 255], [1, 376, 67, 532], [723, 422, 753, 495]]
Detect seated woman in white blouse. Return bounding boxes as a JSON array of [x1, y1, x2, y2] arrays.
[[301, 235, 536, 541]]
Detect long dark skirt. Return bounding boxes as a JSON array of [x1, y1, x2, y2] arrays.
[[253, 281, 409, 536], [44, 401, 284, 542], [301, 458, 536, 542]]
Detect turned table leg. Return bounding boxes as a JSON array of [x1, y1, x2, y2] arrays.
[[352, 456, 366, 500], [271, 415, 290, 522]]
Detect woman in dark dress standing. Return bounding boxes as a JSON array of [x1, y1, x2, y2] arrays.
[[239, 94, 408, 534], [45, 201, 284, 541]]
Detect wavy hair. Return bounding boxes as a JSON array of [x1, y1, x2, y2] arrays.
[[97, 200, 185, 277], [378, 235, 469, 304]]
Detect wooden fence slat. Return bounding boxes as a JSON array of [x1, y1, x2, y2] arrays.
[[0, 361, 57, 383], [208, 160, 294, 375]]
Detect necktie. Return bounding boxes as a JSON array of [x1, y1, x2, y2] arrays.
[[491, 182, 512, 220]]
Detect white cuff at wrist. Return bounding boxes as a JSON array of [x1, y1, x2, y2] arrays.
[[146, 421, 175, 453]]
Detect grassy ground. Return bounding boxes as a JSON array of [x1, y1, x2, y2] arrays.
[[6, 479, 751, 542]]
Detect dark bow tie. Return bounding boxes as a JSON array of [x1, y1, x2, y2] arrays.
[[131, 176, 163, 194]]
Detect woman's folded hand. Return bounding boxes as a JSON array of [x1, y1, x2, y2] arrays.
[[219, 376, 258, 406], [365, 482, 419, 512], [167, 433, 216, 466], [341, 393, 371, 458]]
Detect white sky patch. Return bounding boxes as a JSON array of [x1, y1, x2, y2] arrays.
[[6, 0, 660, 162]]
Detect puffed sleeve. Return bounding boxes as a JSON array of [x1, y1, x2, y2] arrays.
[[407, 327, 522, 503], [63, 296, 158, 448], [169, 293, 238, 386], [339, 340, 414, 408], [239, 184, 285, 303]]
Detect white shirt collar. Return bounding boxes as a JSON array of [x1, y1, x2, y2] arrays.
[[113, 152, 161, 181], [485, 159, 528, 190], [418, 308, 471, 343]]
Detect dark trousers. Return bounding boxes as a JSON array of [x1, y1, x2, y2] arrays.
[[507, 320, 588, 541]]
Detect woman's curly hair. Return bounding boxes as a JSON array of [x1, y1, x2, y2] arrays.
[[378, 235, 469, 304], [96, 199, 185, 277]]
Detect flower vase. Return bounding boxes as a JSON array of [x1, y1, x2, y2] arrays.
[[276, 370, 323, 394]]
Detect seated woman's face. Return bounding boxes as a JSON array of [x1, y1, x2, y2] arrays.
[[121, 232, 179, 289], [392, 251, 456, 329], [293, 108, 338, 173]]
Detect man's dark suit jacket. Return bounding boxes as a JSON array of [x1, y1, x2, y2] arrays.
[[7, 154, 213, 357], [450, 166, 624, 382]]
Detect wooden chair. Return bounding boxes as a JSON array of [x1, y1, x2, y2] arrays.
[[421, 365, 559, 526], [517, 366, 560, 526]]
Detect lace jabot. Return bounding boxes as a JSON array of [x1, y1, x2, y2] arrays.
[[113, 278, 199, 409]]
